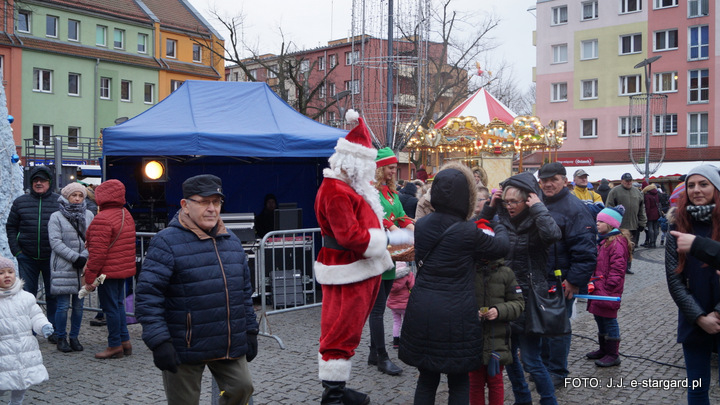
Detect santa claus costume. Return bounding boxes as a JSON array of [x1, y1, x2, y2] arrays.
[[315, 110, 393, 404]]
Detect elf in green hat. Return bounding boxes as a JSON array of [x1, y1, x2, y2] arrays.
[[366, 146, 414, 376]]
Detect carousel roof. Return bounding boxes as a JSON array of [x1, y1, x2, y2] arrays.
[[434, 88, 516, 129]]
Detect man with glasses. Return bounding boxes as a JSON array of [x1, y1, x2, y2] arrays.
[[536, 162, 597, 388], [136, 174, 258, 405], [6, 165, 60, 343]]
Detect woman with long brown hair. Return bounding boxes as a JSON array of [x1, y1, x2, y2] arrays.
[[665, 165, 720, 404]]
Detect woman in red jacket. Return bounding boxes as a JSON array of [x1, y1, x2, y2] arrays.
[[83, 180, 136, 359]]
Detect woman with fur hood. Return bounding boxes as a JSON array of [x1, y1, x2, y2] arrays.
[[399, 162, 510, 405]]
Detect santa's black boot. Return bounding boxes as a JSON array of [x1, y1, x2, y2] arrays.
[[321, 381, 345, 404], [343, 386, 371, 405]]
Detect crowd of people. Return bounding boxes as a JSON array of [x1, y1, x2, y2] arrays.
[[1, 146, 719, 405]]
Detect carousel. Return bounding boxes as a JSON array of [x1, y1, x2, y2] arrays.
[[405, 88, 564, 185]]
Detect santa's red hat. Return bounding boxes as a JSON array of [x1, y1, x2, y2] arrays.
[[333, 110, 376, 160]]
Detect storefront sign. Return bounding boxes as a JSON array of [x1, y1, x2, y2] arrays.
[[557, 157, 594, 166]]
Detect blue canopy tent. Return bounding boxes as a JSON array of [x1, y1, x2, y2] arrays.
[[102, 80, 347, 232]]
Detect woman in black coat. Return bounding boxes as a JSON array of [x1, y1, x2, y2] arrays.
[[399, 162, 509, 405]]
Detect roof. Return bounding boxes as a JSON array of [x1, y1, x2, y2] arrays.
[[36, 0, 152, 24], [140, 0, 211, 35], [102, 81, 348, 158], [539, 161, 720, 182], [434, 88, 516, 128]]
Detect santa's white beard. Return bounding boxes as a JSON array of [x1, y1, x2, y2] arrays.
[[324, 152, 385, 224]]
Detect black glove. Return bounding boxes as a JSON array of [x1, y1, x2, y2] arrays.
[[152, 341, 179, 373], [246, 330, 258, 362], [637, 225, 645, 232], [73, 256, 87, 269]]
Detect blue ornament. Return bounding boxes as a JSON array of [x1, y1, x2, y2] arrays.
[[11, 153, 19, 163], [7, 115, 13, 124]]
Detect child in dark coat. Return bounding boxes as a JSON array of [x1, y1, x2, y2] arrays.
[[469, 248, 524, 405]]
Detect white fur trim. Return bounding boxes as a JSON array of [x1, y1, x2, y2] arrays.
[[318, 352, 352, 381], [363, 228, 388, 258], [345, 109, 359, 125], [334, 137, 376, 160], [315, 253, 392, 285]]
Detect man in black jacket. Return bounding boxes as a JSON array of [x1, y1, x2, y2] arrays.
[[6, 165, 60, 342], [537, 162, 597, 387]]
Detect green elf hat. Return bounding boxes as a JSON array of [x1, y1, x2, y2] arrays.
[[376, 147, 398, 168]]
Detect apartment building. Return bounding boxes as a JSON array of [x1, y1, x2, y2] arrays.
[[532, 0, 718, 168]]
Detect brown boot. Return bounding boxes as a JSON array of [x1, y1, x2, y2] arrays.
[[121, 341, 132, 356], [95, 346, 124, 359]]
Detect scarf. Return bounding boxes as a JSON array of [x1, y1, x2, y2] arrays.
[[686, 204, 715, 223], [58, 196, 88, 235], [598, 228, 621, 245]]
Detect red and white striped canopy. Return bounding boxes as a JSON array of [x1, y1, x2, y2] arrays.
[[434, 88, 516, 129]]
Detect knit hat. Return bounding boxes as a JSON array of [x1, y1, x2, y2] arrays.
[[61, 182, 87, 199], [597, 205, 625, 229], [375, 147, 398, 167], [0, 256, 15, 271], [686, 164, 720, 192]]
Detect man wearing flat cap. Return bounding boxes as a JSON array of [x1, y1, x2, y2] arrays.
[[606, 172, 646, 273], [536, 162, 597, 386], [571, 169, 604, 218], [6, 165, 60, 343], [136, 174, 258, 405]]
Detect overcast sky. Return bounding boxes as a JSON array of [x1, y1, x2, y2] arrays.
[[187, 0, 537, 89]]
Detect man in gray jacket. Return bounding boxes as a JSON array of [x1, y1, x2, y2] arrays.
[[606, 172, 647, 274]]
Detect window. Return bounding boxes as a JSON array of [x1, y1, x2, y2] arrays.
[[619, 116, 642, 136], [345, 79, 359, 94], [552, 44, 568, 63], [328, 111, 336, 124], [68, 73, 80, 96], [192, 43, 201, 62], [68, 19, 79, 41], [319, 83, 325, 98], [267, 65, 277, 79], [345, 51, 359, 65], [688, 25, 709, 60], [144, 83, 154, 104], [329, 54, 337, 68], [318, 56, 325, 71], [688, 112, 708, 147], [581, 79, 598, 99], [329, 83, 336, 97], [166, 39, 177, 58], [654, 72, 677, 93], [551, 82, 567, 102], [619, 75, 641, 95], [581, 119, 597, 138], [32, 125, 52, 146], [113, 29, 125, 49], [120, 80, 131, 101], [688, 69, 709, 103], [46, 15, 57, 38], [96, 25, 107, 46], [582, 1, 598, 20], [654, 29, 678, 51], [689, 0, 709, 17], [100, 77, 111, 99], [300, 60, 310, 73], [68, 127, 79, 148], [581, 40, 598, 60], [170, 80, 183, 92], [654, 114, 677, 135], [135, 34, 148, 54], [552, 6, 568, 25], [33, 68, 52, 93], [654, 0, 678, 8], [248, 69, 257, 80], [17, 10, 30, 33], [619, 34, 642, 54], [620, 0, 642, 13]]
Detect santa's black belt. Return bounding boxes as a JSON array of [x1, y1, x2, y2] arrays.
[[323, 236, 348, 251]]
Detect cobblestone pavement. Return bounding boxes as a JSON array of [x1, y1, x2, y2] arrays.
[[7, 246, 720, 404]]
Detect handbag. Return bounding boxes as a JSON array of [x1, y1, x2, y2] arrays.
[[524, 272, 571, 336]]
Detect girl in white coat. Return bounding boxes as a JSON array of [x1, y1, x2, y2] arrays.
[[0, 257, 53, 405]]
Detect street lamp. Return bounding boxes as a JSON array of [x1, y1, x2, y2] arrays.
[[632, 55, 662, 184], [333, 90, 352, 128]]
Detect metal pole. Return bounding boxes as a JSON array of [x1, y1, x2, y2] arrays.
[[385, 0, 394, 147], [644, 64, 651, 184]]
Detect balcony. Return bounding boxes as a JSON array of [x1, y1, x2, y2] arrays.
[[23, 136, 102, 167]]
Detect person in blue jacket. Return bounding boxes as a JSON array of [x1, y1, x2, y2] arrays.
[[136, 174, 259, 405]]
